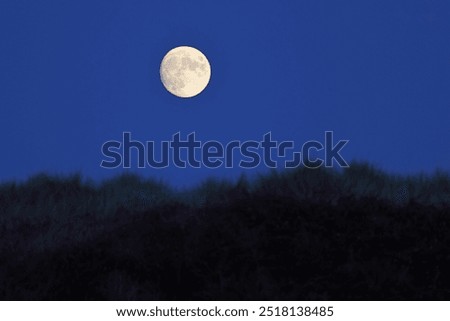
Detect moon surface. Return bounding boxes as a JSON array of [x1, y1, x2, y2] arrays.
[[160, 46, 211, 98]]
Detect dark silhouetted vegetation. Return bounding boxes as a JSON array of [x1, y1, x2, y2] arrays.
[[0, 163, 449, 300]]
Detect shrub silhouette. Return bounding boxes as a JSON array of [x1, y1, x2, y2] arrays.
[[0, 162, 449, 300]]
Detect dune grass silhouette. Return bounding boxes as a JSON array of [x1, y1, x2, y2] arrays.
[[0, 162, 449, 300]]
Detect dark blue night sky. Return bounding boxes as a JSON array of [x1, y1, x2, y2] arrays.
[[1, 0, 449, 186]]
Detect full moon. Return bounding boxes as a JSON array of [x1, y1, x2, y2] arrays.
[[160, 46, 211, 98]]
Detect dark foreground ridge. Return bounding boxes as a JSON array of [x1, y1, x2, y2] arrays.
[[0, 163, 449, 300]]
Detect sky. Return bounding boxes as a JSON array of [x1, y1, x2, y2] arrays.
[[0, 0, 449, 186]]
